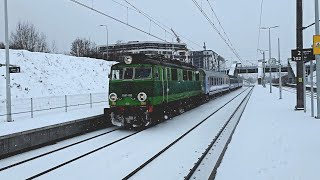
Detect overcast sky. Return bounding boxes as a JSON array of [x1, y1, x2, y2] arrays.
[[0, 0, 317, 65]]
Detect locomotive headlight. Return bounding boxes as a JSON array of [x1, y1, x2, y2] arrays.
[[137, 92, 147, 102], [109, 93, 118, 102], [124, 56, 133, 64]]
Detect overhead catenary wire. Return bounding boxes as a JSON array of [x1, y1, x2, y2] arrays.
[[111, 0, 135, 12], [68, 0, 166, 42], [193, 0, 243, 62], [70, 0, 202, 51], [122, 0, 173, 35], [121, 0, 203, 49], [206, 0, 254, 65], [191, 0, 243, 63], [206, 0, 237, 56], [112, 0, 172, 36]]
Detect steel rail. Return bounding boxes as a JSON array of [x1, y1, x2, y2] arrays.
[[186, 88, 253, 179], [26, 130, 142, 180], [24, 87, 246, 179], [0, 128, 119, 171], [122, 87, 251, 180]]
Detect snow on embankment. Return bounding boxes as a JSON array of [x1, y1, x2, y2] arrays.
[[0, 50, 115, 100]]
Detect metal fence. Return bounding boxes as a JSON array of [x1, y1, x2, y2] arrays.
[[0, 93, 108, 119]]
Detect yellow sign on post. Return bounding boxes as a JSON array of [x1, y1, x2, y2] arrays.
[[313, 35, 320, 55]]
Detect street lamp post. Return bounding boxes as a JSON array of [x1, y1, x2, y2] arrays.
[[278, 38, 282, 99], [258, 49, 268, 87], [261, 26, 279, 93], [4, 0, 12, 122], [100, 25, 109, 60]]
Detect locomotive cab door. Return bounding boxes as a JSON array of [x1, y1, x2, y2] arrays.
[[165, 68, 170, 102], [161, 67, 169, 103]]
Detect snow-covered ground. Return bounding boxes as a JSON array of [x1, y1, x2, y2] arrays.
[[3, 86, 319, 179], [216, 85, 320, 180], [0, 88, 250, 179], [0, 102, 107, 137], [0, 50, 115, 134], [0, 50, 115, 99]]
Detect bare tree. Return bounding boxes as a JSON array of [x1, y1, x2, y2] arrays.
[[70, 38, 98, 58], [0, 42, 4, 49], [51, 40, 58, 54], [37, 33, 50, 53], [10, 21, 50, 52]]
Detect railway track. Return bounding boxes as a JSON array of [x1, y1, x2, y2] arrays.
[[24, 88, 250, 179], [122, 87, 253, 180], [0, 88, 250, 179], [0, 127, 119, 172], [26, 130, 142, 180], [187, 87, 253, 180]]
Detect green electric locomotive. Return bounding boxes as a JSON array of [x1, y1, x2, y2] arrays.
[[106, 54, 205, 127]]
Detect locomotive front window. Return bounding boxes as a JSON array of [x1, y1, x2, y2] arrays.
[[111, 69, 123, 80], [123, 68, 134, 79], [135, 67, 152, 79]]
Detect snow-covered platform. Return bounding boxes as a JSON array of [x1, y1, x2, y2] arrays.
[[0, 105, 111, 159], [0, 104, 107, 137], [216, 85, 320, 180]]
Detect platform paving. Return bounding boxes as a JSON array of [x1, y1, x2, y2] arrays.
[[216, 85, 320, 180]]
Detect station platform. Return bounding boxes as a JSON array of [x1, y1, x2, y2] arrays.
[[0, 104, 110, 159], [215, 85, 320, 180]]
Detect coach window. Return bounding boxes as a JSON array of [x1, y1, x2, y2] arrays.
[[171, 69, 178, 81]]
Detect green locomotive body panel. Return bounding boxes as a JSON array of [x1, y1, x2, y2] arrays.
[[108, 57, 205, 108]]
